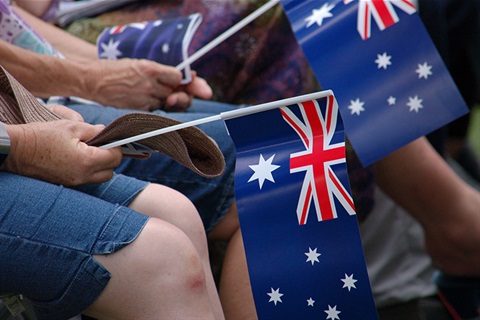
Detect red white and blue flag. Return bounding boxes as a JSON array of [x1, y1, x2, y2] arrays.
[[281, 98, 356, 224], [280, 0, 469, 165], [96, 14, 202, 83], [224, 92, 378, 319]]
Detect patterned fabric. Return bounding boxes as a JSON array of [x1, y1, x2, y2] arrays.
[[64, 0, 319, 105], [0, 0, 59, 55], [62, 0, 375, 220]]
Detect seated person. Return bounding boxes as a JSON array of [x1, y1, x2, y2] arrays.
[[16, 0, 321, 106], [0, 67, 224, 319], [1, 0, 239, 240], [7, 2, 480, 319]]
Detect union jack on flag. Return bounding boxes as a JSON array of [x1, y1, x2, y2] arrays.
[[353, 0, 416, 39], [224, 91, 378, 319], [281, 0, 468, 165], [280, 96, 356, 224]]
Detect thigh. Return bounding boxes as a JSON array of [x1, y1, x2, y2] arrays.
[[68, 102, 237, 233], [0, 172, 148, 320]]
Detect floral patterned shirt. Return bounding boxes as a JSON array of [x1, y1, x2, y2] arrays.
[[0, 0, 59, 56]]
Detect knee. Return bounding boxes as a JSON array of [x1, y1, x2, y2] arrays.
[[138, 219, 208, 291], [131, 183, 207, 245]]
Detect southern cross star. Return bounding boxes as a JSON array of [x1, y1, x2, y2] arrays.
[[267, 288, 283, 306], [416, 62, 433, 79], [341, 273, 358, 292], [305, 247, 321, 265], [307, 297, 315, 307], [325, 305, 341, 320], [407, 95, 423, 112], [348, 98, 365, 116], [387, 96, 396, 106], [375, 52, 392, 69]]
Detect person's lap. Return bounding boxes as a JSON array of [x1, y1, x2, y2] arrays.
[[0, 172, 148, 320], [68, 99, 238, 232]]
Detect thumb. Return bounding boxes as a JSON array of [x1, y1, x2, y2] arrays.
[[74, 122, 106, 142]]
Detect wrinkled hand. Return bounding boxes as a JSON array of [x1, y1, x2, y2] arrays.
[[47, 105, 84, 121], [84, 59, 212, 111], [163, 71, 212, 112], [1, 120, 122, 186]]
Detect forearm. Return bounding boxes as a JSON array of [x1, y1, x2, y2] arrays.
[[0, 40, 88, 98], [13, 0, 54, 18], [13, 5, 98, 62], [376, 137, 478, 227], [376, 137, 480, 274]]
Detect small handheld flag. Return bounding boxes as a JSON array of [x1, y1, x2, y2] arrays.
[[224, 91, 378, 319], [280, 0, 469, 166], [97, 14, 202, 84]]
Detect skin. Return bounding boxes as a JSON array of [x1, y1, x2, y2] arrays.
[[12, 3, 480, 318], [0, 106, 225, 319], [217, 138, 480, 319], [0, 106, 122, 186], [376, 137, 480, 276], [3, 6, 213, 112]]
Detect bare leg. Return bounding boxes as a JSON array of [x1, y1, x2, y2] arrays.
[[127, 183, 224, 319], [85, 218, 215, 320], [83, 184, 224, 319], [208, 202, 257, 319], [218, 229, 257, 320]]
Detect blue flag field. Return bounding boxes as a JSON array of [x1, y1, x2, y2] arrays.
[[224, 91, 378, 319], [280, 0, 469, 165]]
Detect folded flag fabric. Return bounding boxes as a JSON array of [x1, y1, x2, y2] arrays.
[[96, 13, 202, 84], [224, 91, 378, 319], [280, 0, 469, 166]]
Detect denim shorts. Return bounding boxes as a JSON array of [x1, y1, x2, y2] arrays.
[[68, 99, 238, 233], [0, 172, 149, 320]]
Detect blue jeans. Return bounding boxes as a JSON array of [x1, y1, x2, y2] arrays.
[[0, 173, 148, 319], [68, 99, 238, 232]]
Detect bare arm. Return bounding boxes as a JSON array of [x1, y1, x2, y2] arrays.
[[13, 4, 98, 62], [0, 40, 89, 98], [0, 39, 190, 110], [13, 0, 54, 18], [10, 4, 213, 110], [376, 137, 480, 275]]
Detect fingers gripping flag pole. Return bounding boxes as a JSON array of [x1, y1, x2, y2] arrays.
[[96, 0, 281, 83], [99, 0, 467, 166], [97, 14, 203, 84]]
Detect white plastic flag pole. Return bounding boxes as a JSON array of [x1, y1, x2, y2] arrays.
[[176, 0, 281, 71], [99, 90, 333, 150]]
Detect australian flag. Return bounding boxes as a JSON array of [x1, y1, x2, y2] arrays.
[[224, 92, 378, 319], [280, 0, 469, 166], [96, 13, 202, 84]]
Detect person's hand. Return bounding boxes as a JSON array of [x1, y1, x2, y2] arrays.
[[47, 104, 84, 121], [0, 120, 122, 186], [163, 71, 213, 112], [83, 59, 212, 111]]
